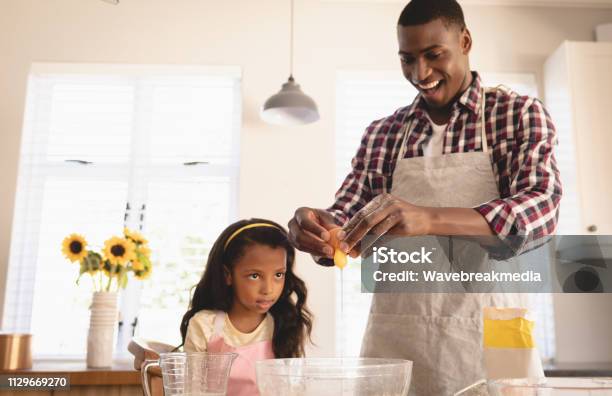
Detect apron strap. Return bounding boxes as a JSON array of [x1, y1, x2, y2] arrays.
[[212, 311, 226, 338], [397, 118, 413, 161], [480, 87, 488, 153]]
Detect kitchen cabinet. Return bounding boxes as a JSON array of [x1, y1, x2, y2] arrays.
[[544, 42, 612, 366], [544, 41, 612, 235]]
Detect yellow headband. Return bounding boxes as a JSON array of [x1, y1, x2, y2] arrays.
[[224, 223, 281, 250]]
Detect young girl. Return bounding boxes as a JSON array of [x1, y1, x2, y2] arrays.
[[180, 218, 313, 396]]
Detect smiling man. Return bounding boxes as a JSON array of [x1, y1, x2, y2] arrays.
[[288, 0, 561, 394]]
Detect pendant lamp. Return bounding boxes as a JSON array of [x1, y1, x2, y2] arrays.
[[261, 0, 320, 125]]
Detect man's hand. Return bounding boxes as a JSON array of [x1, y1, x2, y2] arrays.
[[341, 193, 433, 257], [288, 207, 341, 263]]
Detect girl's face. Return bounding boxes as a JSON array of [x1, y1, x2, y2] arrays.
[[226, 244, 287, 314]]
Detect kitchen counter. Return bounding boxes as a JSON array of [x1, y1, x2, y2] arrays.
[[545, 362, 612, 377], [0, 360, 141, 395]]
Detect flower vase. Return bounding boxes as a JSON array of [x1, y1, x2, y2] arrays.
[[86, 291, 118, 368]]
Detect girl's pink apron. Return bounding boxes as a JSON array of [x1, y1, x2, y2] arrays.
[[207, 311, 275, 396]]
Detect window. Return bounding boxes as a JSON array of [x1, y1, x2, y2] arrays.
[[334, 70, 555, 361], [335, 71, 418, 357], [3, 64, 241, 358]]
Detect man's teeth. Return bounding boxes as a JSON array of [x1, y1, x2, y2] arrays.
[[418, 80, 441, 90]]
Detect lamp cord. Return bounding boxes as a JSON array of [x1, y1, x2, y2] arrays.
[[290, 0, 294, 79]]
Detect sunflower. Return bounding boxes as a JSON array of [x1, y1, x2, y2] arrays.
[[133, 253, 152, 280], [138, 245, 151, 257], [134, 267, 152, 280], [103, 236, 136, 266], [131, 259, 145, 271], [132, 248, 151, 271], [61, 234, 88, 262], [124, 227, 148, 245]]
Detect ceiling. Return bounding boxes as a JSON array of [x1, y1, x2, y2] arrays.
[[322, 0, 612, 8]]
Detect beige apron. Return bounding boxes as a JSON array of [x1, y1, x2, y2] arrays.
[[360, 88, 526, 395]]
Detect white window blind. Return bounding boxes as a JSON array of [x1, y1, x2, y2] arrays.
[[335, 71, 417, 357], [335, 71, 555, 361], [3, 64, 241, 358]]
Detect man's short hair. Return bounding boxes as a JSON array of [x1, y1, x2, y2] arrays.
[[398, 0, 466, 30]]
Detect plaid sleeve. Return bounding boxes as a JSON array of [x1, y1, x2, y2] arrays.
[[475, 98, 562, 253], [327, 119, 385, 226]]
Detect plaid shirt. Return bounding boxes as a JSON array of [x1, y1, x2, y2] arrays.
[[328, 73, 562, 251]]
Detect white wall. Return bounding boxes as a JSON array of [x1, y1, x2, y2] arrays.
[[1, 0, 612, 359], [554, 294, 612, 363]]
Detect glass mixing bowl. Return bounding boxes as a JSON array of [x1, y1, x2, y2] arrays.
[[256, 357, 412, 396]]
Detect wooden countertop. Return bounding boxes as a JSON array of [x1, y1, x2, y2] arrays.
[[545, 362, 612, 377], [0, 360, 141, 386], [3, 360, 609, 386]]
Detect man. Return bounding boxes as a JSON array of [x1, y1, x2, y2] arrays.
[[288, 0, 561, 394]]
